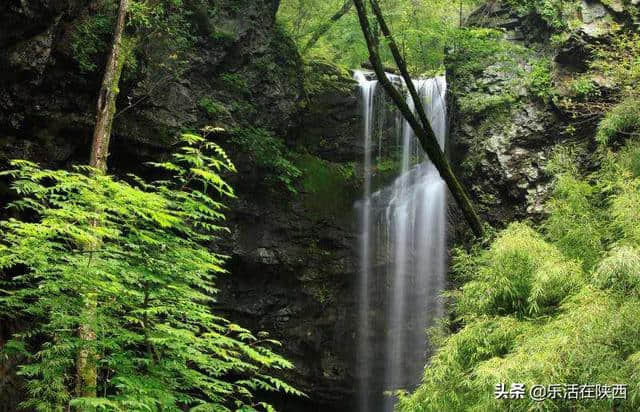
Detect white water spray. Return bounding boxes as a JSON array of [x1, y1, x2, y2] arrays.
[[355, 71, 448, 412]]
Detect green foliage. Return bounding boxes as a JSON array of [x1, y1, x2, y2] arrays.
[[596, 97, 640, 145], [527, 59, 554, 102], [616, 140, 640, 178], [568, 75, 600, 100], [231, 127, 302, 193], [71, 1, 119, 72], [448, 28, 521, 83], [593, 247, 640, 297], [198, 96, 230, 118], [398, 138, 640, 411], [454, 224, 584, 319], [544, 173, 605, 271], [505, 0, 576, 31], [71, 0, 196, 79], [220, 73, 250, 96], [0, 134, 302, 411], [458, 92, 516, 116], [303, 60, 354, 97], [591, 33, 640, 96], [555, 32, 638, 122], [278, 0, 478, 74]]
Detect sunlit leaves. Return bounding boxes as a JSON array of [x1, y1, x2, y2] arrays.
[[0, 134, 299, 411], [398, 138, 640, 411]]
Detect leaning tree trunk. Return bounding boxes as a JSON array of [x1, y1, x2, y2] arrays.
[[302, 0, 352, 54], [89, 0, 129, 173], [368, 0, 434, 138], [353, 0, 484, 236], [76, 0, 129, 403]]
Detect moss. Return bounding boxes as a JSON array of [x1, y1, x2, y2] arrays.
[[198, 96, 230, 118], [295, 154, 358, 218], [219, 73, 250, 95], [458, 92, 517, 116], [303, 59, 355, 97]]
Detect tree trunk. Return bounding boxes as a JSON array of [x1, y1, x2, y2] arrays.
[[90, 0, 129, 173], [353, 0, 484, 236], [302, 0, 352, 55], [361, 61, 399, 74], [76, 0, 129, 402], [369, 0, 434, 136]]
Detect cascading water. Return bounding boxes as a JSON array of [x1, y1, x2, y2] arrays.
[[355, 70, 448, 412]]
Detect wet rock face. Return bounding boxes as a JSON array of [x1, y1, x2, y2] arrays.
[[449, 56, 559, 223], [218, 192, 359, 410], [216, 65, 362, 410], [0, 0, 85, 48], [454, 99, 557, 222], [449, 0, 636, 225], [0, 0, 302, 169]]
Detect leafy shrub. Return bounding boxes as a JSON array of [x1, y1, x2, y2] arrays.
[[506, 0, 575, 31], [198, 96, 230, 118], [593, 247, 640, 296], [616, 140, 640, 178], [596, 97, 640, 145], [455, 223, 584, 319], [448, 28, 510, 82], [569, 75, 600, 100], [611, 174, 640, 246], [544, 173, 605, 271], [71, 1, 118, 72], [231, 127, 302, 193], [0, 134, 301, 411], [71, 0, 195, 76], [527, 59, 554, 102]]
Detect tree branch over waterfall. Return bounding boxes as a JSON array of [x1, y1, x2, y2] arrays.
[[352, 0, 484, 236], [302, 0, 353, 55], [369, 0, 433, 136]]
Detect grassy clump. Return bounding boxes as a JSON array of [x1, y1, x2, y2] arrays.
[[596, 97, 640, 145], [398, 136, 640, 411], [454, 223, 584, 319]]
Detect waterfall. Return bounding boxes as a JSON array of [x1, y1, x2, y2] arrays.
[[355, 70, 448, 412]]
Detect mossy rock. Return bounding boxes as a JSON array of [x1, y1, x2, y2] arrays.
[[295, 153, 359, 219]]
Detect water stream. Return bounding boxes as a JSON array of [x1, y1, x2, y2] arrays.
[[355, 70, 448, 412]]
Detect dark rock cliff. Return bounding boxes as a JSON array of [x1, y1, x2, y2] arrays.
[[0, 0, 361, 410]]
